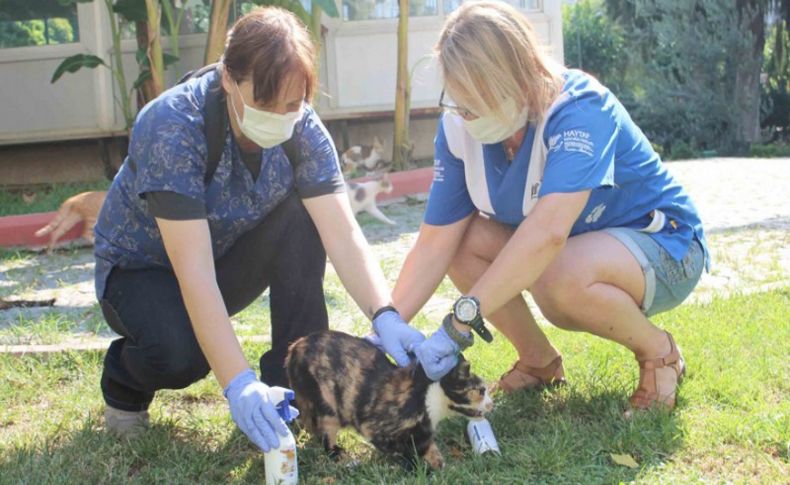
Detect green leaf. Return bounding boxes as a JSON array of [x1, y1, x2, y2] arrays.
[[309, 0, 339, 18], [132, 70, 152, 90], [112, 0, 147, 22], [135, 47, 149, 68], [163, 52, 180, 67], [50, 54, 106, 83], [135, 49, 178, 69]]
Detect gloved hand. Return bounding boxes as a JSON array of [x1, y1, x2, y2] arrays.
[[414, 325, 467, 381], [372, 310, 426, 367], [224, 368, 289, 452]]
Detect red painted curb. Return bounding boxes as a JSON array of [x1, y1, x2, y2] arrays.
[[0, 167, 434, 250], [0, 211, 84, 249]]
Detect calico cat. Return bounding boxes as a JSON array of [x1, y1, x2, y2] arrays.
[[35, 191, 107, 253], [285, 330, 493, 470], [346, 174, 396, 225], [340, 136, 390, 175]]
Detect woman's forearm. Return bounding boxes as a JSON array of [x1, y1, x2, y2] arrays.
[[178, 272, 249, 388], [303, 194, 391, 319], [324, 223, 392, 318], [393, 217, 473, 322], [393, 237, 456, 322], [157, 217, 250, 389], [469, 191, 590, 319]]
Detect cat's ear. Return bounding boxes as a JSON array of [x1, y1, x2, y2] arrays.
[[373, 136, 383, 148]]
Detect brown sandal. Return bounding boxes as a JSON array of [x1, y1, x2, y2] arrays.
[[496, 356, 566, 394], [628, 331, 686, 411]]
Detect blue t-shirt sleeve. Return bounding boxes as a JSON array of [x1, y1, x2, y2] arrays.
[[291, 106, 345, 198], [539, 91, 618, 196], [424, 117, 476, 225], [129, 93, 208, 205]]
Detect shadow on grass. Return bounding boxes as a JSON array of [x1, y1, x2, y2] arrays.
[[476, 385, 685, 483], [0, 386, 684, 484], [1, 415, 278, 483]]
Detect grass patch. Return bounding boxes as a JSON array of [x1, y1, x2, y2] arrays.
[[0, 181, 110, 217], [1, 288, 788, 483]]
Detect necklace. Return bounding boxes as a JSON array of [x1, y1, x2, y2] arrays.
[[504, 142, 517, 161]]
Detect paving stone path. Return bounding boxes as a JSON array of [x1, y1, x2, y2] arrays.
[[1, 157, 788, 352]]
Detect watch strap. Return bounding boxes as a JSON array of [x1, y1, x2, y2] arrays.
[[468, 315, 494, 343], [442, 313, 474, 350], [372, 305, 398, 321]]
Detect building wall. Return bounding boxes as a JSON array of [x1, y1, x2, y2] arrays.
[[0, 1, 563, 183]]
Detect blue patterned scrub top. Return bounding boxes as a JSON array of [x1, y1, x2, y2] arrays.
[[94, 70, 344, 299]]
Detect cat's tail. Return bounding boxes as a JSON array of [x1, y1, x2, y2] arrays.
[[34, 206, 82, 253]]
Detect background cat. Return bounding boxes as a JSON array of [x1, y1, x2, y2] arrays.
[[340, 136, 390, 175], [35, 190, 106, 253], [285, 330, 493, 470], [346, 174, 396, 225]]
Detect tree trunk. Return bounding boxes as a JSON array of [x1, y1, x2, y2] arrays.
[[392, 0, 410, 171], [145, 0, 165, 97], [135, 20, 157, 108], [205, 0, 232, 65], [734, 0, 766, 149]]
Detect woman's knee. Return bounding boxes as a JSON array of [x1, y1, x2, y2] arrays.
[[133, 340, 210, 390], [448, 215, 512, 290], [531, 266, 584, 327], [447, 237, 479, 292]]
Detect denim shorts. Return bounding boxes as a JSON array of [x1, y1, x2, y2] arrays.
[[602, 227, 705, 317]]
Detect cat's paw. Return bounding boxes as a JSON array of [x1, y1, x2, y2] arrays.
[[422, 442, 445, 470]]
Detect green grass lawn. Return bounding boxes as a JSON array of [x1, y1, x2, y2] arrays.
[[1, 287, 788, 484]]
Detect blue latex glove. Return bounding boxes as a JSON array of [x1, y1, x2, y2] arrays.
[[414, 325, 468, 381], [363, 333, 387, 354], [223, 369, 289, 452], [372, 310, 426, 367]]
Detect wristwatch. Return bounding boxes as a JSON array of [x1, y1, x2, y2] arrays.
[[452, 296, 494, 343]]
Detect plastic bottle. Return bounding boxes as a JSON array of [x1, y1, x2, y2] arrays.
[[264, 386, 299, 485], [467, 417, 501, 456]]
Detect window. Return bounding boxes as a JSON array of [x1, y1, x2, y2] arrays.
[[342, 0, 439, 21], [444, 0, 540, 14], [120, 0, 212, 40], [0, 0, 80, 49]]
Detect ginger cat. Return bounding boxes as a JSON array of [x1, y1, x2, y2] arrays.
[[35, 191, 107, 253]]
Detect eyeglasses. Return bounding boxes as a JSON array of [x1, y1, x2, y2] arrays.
[[438, 90, 476, 119]]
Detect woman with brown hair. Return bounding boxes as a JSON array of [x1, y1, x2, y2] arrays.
[[388, 1, 708, 413], [94, 7, 424, 450]]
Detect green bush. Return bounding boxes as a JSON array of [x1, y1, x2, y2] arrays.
[[562, 0, 628, 95], [761, 20, 790, 140], [749, 143, 790, 157]]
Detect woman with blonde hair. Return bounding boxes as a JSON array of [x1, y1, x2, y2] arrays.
[[383, 1, 708, 412]]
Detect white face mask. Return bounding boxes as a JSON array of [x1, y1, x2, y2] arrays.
[[462, 97, 529, 144], [231, 80, 302, 149]]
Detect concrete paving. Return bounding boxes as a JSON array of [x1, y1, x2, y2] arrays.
[[1, 157, 788, 352]]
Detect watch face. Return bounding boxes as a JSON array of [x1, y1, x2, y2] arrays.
[[455, 298, 478, 323]]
